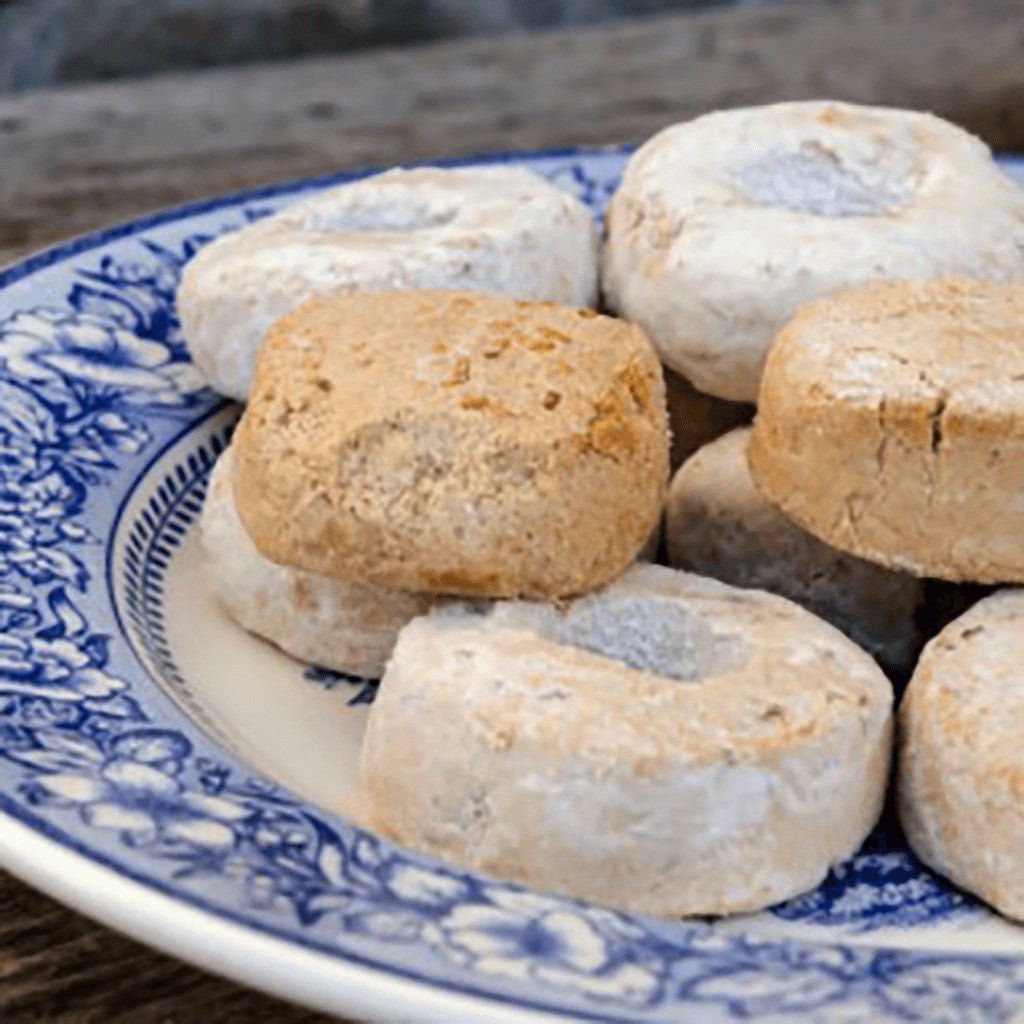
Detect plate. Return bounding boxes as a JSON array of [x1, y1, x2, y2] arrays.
[[2, 147, 1024, 1024]]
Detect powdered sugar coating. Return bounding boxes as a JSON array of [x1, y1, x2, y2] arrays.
[[179, 166, 599, 400], [200, 447, 436, 677], [602, 101, 1024, 402], [360, 563, 893, 918], [899, 589, 1024, 922], [666, 427, 925, 678]]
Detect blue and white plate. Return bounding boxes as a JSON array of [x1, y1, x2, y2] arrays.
[[2, 147, 1024, 1023]]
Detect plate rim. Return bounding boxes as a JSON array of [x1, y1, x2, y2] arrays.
[[0, 809, 575, 1024], [0, 143, 637, 1024], [0, 143, 1022, 1024]]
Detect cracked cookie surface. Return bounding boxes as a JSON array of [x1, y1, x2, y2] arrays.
[[750, 279, 1024, 583]]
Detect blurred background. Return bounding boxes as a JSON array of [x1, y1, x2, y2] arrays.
[[1, 0, 1020, 269], [2, 0, 760, 91]]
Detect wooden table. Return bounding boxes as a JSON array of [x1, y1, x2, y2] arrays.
[[0, 0, 1020, 1018]]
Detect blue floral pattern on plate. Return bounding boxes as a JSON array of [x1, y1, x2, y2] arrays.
[[0, 148, 1021, 1022]]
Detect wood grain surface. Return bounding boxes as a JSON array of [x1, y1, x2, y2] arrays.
[[0, 2, 1021, 1020], [0, 870, 332, 1023]]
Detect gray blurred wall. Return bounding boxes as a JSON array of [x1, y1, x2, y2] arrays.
[[0, 0, 741, 92]]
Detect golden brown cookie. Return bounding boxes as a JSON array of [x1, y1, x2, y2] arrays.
[[750, 280, 1024, 583], [232, 290, 669, 598]]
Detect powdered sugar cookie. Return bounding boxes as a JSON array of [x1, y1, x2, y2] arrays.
[[899, 589, 1024, 922], [360, 563, 893, 917], [666, 427, 924, 678], [603, 102, 1024, 401], [200, 447, 436, 678], [179, 165, 598, 399]]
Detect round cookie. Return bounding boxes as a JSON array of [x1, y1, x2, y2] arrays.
[[750, 279, 1024, 584], [602, 101, 1024, 402], [664, 367, 753, 471], [232, 290, 669, 599], [898, 589, 1024, 922], [666, 427, 924, 679], [360, 563, 893, 918], [200, 447, 436, 678], [178, 165, 598, 400]]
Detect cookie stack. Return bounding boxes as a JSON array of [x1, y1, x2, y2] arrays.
[[188, 167, 663, 678], [180, 103, 1024, 922], [618, 105, 1024, 921], [748, 279, 1024, 923]]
